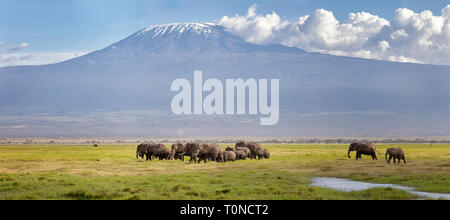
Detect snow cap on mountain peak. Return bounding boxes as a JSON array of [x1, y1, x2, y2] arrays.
[[137, 22, 219, 37]]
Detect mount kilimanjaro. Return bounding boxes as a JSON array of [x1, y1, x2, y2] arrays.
[[1, 23, 450, 137]]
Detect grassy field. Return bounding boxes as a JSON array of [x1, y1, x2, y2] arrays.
[[0, 144, 449, 200]]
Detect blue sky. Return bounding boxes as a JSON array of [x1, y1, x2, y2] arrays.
[[1, 0, 450, 66]]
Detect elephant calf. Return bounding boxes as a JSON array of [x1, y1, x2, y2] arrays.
[[235, 147, 251, 159], [234, 150, 247, 160], [257, 149, 270, 160], [262, 149, 270, 159], [385, 148, 406, 164], [223, 151, 236, 162]]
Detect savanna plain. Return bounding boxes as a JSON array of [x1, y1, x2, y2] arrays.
[[0, 144, 449, 200]]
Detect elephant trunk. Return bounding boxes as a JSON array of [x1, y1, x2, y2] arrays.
[[348, 149, 352, 158], [385, 151, 388, 162]]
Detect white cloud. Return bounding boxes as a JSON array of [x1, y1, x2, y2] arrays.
[[218, 4, 450, 65], [218, 4, 285, 44]]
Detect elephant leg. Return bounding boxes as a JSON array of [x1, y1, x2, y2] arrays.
[[403, 156, 406, 164], [388, 155, 392, 164], [356, 152, 360, 160]]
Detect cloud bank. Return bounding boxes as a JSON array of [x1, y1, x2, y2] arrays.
[[219, 4, 450, 65]]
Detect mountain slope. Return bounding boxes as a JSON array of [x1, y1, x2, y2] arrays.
[[0, 23, 450, 137], [64, 23, 304, 66]]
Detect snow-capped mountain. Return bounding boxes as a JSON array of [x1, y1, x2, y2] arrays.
[[64, 23, 303, 66], [1, 23, 450, 137]]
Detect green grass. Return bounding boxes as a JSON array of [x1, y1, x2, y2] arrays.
[[0, 144, 448, 200]]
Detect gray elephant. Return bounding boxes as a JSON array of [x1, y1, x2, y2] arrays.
[[178, 143, 222, 163], [179, 143, 201, 163], [226, 146, 248, 160], [136, 144, 147, 159], [197, 143, 222, 163], [235, 147, 251, 159], [154, 144, 170, 160], [348, 143, 380, 160], [217, 151, 224, 163], [169, 143, 186, 161], [225, 146, 234, 152], [235, 141, 261, 159], [145, 143, 164, 161], [385, 148, 406, 164], [223, 151, 236, 162], [234, 150, 247, 160], [261, 149, 270, 159]]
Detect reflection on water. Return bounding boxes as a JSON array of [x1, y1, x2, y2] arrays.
[[310, 177, 450, 200]]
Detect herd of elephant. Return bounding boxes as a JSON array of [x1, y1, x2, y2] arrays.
[[348, 143, 407, 164], [135, 141, 406, 164], [136, 141, 270, 163]]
